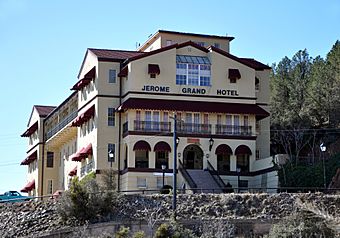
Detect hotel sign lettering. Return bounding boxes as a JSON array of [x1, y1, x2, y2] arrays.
[[142, 85, 239, 96]]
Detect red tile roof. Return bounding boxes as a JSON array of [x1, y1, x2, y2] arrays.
[[238, 58, 271, 70], [34, 106, 56, 117], [209, 46, 271, 71], [88, 48, 143, 62]]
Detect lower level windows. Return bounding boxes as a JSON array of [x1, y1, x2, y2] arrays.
[[135, 151, 149, 168], [237, 154, 250, 172]]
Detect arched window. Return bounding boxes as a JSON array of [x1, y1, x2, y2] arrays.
[[133, 141, 151, 168], [215, 144, 232, 173], [154, 141, 171, 169], [235, 145, 252, 172]]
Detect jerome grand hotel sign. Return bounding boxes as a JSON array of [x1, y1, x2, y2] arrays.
[[141, 85, 239, 96]]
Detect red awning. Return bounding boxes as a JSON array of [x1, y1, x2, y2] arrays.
[[21, 151, 37, 165], [148, 64, 160, 75], [118, 66, 128, 77], [215, 144, 233, 155], [154, 141, 171, 152], [133, 140, 151, 151], [70, 151, 82, 162], [228, 69, 241, 80], [71, 66, 96, 91], [81, 143, 93, 156], [71, 105, 95, 127], [21, 179, 35, 193], [68, 166, 77, 176], [21, 121, 38, 137], [235, 145, 252, 155], [119, 98, 269, 120]]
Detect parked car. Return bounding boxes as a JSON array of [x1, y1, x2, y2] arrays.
[[0, 191, 32, 203]]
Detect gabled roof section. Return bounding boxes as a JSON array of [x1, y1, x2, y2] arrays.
[[123, 41, 209, 66], [209, 46, 271, 71], [25, 105, 56, 127], [35, 105, 56, 117]]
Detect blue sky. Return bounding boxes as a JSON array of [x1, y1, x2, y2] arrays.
[[0, 0, 339, 193]]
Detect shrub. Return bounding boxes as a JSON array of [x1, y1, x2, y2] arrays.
[[57, 169, 120, 224], [115, 226, 130, 238], [132, 231, 145, 238]]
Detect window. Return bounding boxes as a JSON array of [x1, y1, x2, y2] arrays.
[[156, 151, 169, 169], [237, 154, 250, 172], [145, 111, 152, 130], [108, 108, 115, 126], [166, 40, 172, 46], [193, 113, 200, 132], [256, 149, 260, 160], [137, 177, 147, 188], [230, 78, 237, 84], [108, 143, 115, 162], [47, 152, 54, 168], [217, 154, 230, 173], [135, 151, 149, 168], [47, 180, 53, 194], [194, 41, 205, 47], [176, 55, 211, 86], [162, 112, 169, 131], [214, 43, 220, 48], [150, 73, 156, 78], [255, 77, 260, 90], [109, 69, 116, 83], [226, 115, 232, 134], [153, 111, 160, 130], [135, 110, 141, 130], [234, 115, 240, 134]]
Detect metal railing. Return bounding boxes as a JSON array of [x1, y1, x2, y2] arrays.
[[177, 122, 211, 134], [215, 125, 252, 136], [178, 159, 197, 190], [45, 110, 77, 140], [134, 120, 171, 132], [206, 161, 230, 192]]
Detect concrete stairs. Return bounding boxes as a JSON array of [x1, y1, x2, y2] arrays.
[[186, 169, 223, 193]]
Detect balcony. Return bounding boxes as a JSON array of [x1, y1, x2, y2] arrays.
[[134, 120, 171, 132], [177, 123, 211, 134], [215, 125, 252, 136], [45, 110, 77, 141]]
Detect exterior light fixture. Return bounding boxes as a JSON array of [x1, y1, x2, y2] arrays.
[[108, 150, 114, 167], [209, 138, 214, 151], [320, 143, 327, 189], [176, 137, 180, 147], [161, 164, 166, 187]]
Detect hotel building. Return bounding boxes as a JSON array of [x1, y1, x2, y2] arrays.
[[20, 30, 278, 196]]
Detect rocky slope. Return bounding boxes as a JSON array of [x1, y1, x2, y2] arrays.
[[0, 193, 339, 237]]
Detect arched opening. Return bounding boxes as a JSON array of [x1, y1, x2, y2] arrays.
[[215, 144, 232, 173], [133, 140, 151, 168], [235, 145, 252, 172], [154, 141, 171, 169], [183, 144, 203, 169]]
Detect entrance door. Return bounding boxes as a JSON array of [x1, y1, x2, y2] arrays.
[[183, 145, 203, 169]]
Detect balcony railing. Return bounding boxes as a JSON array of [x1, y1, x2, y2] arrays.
[[45, 110, 77, 140], [215, 125, 252, 136], [177, 122, 211, 134], [134, 120, 171, 132]]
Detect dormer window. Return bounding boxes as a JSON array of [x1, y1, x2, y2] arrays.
[[176, 55, 211, 86], [228, 69, 241, 83], [148, 64, 160, 78]]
